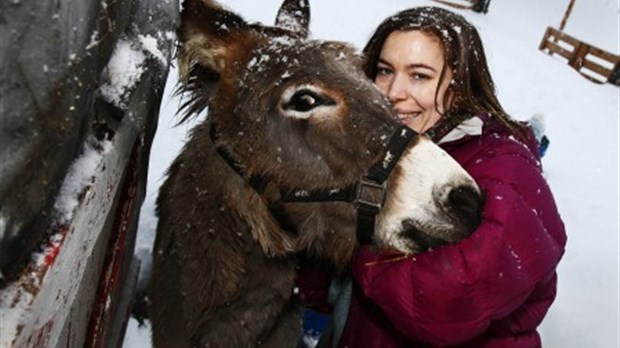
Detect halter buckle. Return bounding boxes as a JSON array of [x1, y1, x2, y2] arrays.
[[354, 178, 387, 213]]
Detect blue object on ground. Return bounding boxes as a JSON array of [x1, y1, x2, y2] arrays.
[[298, 308, 330, 347], [539, 135, 550, 157]]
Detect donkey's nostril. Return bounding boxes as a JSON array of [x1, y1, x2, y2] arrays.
[[449, 186, 483, 232], [449, 186, 480, 210]]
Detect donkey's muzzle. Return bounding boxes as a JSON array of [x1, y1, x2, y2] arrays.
[[448, 186, 484, 234]]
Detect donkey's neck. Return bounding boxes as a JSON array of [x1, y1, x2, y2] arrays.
[[198, 121, 296, 256]]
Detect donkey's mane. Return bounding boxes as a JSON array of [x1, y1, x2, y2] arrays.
[[175, 64, 219, 124]]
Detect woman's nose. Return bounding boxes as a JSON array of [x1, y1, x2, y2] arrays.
[[387, 75, 408, 102]]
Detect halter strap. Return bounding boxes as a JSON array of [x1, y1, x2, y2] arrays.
[[355, 126, 417, 244], [209, 122, 418, 244]]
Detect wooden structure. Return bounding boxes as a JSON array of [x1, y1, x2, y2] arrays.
[[539, 26, 620, 86], [431, 0, 491, 13]]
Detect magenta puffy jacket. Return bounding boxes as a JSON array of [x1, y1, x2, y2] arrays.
[[332, 116, 566, 347]]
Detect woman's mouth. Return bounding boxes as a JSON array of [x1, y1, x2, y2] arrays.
[[397, 111, 421, 123]]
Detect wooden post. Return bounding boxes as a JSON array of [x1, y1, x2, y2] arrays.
[[608, 62, 620, 86], [559, 0, 576, 31], [568, 42, 589, 70], [538, 27, 552, 53]]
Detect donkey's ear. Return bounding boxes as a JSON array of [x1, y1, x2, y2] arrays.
[[178, 0, 249, 83], [275, 0, 310, 37]]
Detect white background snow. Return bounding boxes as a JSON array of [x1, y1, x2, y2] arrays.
[[124, 0, 620, 347]]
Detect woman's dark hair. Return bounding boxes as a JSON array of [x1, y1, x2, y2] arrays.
[[362, 6, 526, 138]]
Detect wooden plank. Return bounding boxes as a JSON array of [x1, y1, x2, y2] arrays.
[[548, 27, 581, 46], [587, 45, 620, 64], [539, 27, 552, 51], [582, 59, 612, 78], [545, 41, 574, 60]]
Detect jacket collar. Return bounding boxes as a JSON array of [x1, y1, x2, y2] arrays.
[[437, 115, 484, 144]]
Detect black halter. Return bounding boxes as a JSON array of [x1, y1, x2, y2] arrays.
[[210, 124, 418, 245]]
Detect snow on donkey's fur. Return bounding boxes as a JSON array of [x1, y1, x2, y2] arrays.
[[148, 0, 483, 346]]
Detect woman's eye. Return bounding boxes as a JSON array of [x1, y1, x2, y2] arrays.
[[376, 67, 392, 76], [412, 73, 430, 80]]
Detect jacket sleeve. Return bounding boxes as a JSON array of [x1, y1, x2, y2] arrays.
[[351, 138, 566, 346]]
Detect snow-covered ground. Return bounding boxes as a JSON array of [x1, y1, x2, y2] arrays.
[[124, 0, 620, 347]]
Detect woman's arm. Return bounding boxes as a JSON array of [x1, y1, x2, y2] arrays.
[[351, 139, 566, 346]]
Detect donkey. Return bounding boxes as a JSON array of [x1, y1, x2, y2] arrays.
[[148, 0, 483, 346]]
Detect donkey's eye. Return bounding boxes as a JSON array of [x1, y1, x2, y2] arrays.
[[291, 92, 317, 112], [280, 85, 338, 120], [283, 89, 334, 112]]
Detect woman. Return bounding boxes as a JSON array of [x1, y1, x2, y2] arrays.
[[297, 6, 566, 348]]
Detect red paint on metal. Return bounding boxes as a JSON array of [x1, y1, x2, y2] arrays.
[[27, 320, 54, 347], [42, 225, 69, 267]]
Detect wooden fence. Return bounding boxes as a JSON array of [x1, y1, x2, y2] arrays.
[[539, 26, 620, 86]]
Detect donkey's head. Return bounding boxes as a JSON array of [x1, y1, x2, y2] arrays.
[[179, 0, 395, 184], [178, 0, 482, 266]]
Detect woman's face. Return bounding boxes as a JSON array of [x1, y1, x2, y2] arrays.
[[374, 30, 453, 133]]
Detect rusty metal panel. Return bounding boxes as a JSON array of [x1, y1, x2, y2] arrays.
[[0, 115, 139, 347]]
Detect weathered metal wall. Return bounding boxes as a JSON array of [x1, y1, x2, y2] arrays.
[[0, 0, 178, 346]]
